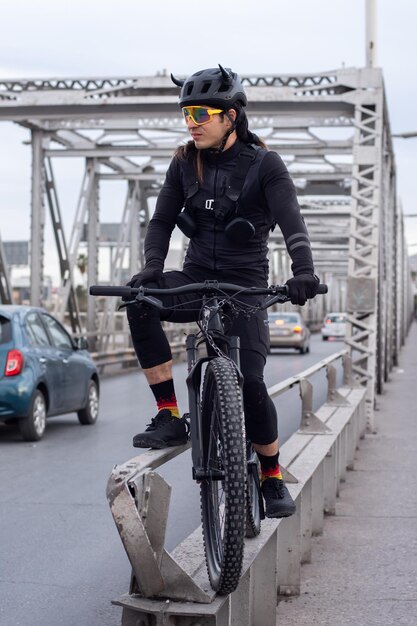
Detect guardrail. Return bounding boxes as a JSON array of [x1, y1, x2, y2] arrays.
[[91, 341, 185, 374], [86, 322, 195, 374], [76, 317, 326, 375], [106, 350, 366, 625]]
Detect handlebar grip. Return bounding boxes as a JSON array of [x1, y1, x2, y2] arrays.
[[89, 285, 133, 298], [317, 284, 328, 294]]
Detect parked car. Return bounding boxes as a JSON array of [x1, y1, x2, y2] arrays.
[[268, 312, 310, 354], [321, 312, 347, 341], [0, 306, 99, 441]]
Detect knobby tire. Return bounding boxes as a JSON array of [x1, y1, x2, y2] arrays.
[[200, 357, 247, 595]]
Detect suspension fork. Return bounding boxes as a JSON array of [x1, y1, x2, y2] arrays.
[[185, 332, 244, 481], [185, 334, 209, 480]]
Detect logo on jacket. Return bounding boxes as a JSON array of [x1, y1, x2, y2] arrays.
[[205, 199, 215, 211]]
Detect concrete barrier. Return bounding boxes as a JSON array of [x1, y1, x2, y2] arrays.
[[107, 352, 366, 626]]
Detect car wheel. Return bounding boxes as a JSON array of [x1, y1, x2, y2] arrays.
[[78, 379, 99, 425], [19, 389, 47, 442], [306, 344, 310, 353]]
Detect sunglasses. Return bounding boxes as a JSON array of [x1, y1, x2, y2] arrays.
[[182, 106, 223, 126]]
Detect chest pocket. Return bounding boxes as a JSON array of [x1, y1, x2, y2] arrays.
[[176, 179, 199, 238], [176, 146, 261, 243]]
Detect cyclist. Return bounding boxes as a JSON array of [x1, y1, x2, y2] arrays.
[[126, 65, 319, 518]]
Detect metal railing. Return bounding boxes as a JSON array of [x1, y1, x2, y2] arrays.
[[268, 349, 358, 435], [79, 321, 196, 373]]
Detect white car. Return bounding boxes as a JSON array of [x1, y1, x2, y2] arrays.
[[321, 313, 347, 341]]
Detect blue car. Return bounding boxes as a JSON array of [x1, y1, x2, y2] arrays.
[[0, 305, 99, 441]]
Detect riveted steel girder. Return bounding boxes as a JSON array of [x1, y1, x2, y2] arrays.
[[0, 67, 412, 407]]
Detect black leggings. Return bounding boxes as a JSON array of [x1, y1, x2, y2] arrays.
[[126, 266, 278, 445]]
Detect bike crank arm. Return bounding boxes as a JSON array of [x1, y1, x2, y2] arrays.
[[248, 459, 265, 520], [193, 467, 225, 481]]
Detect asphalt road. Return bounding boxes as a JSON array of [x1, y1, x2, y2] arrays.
[[0, 334, 343, 626]]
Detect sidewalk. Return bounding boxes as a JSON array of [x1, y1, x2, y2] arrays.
[[276, 321, 417, 626]]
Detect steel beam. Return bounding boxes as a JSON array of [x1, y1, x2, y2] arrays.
[[86, 159, 99, 351], [346, 78, 387, 429], [29, 129, 46, 306], [43, 141, 353, 158], [45, 158, 82, 334], [0, 232, 12, 304]]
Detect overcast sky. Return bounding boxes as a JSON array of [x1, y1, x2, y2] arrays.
[[1, 0, 417, 282]]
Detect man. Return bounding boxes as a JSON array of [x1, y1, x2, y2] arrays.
[[126, 65, 319, 518]]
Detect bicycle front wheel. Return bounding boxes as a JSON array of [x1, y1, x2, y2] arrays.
[[200, 357, 247, 595]]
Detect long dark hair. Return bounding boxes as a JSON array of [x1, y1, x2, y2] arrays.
[[233, 103, 267, 149], [174, 103, 267, 183]]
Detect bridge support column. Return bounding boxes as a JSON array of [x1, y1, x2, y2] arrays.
[[30, 129, 46, 306], [86, 159, 99, 352]]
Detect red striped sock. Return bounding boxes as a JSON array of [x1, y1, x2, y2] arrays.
[[261, 465, 283, 482], [257, 451, 283, 482], [150, 379, 180, 418]]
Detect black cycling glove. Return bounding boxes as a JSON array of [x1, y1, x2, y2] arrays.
[[286, 273, 320, 306], [126, 265, 163, 289]]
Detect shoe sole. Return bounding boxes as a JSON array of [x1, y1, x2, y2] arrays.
[[265, 508, 296, 519], [133, 438, 188, 449]]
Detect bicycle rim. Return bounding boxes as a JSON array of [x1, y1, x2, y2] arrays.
[[200, 357, 246, 595]]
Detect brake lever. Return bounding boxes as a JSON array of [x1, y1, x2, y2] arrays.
[[260, 293, 290, 310], [117, 288, 164, 311], [137, 294, 164, 308], [118, 299, 136, 310]]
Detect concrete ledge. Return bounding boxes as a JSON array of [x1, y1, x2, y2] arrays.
[[113, 385, 366, 625]]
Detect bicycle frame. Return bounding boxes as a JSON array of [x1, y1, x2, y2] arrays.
[[89, 280, 327, 480], [89, 280, 325, 480]]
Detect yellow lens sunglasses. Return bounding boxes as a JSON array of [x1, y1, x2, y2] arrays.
[[182, 106, 223, 126]]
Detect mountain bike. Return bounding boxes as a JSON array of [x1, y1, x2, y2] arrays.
[[89, 280, 327, 594]]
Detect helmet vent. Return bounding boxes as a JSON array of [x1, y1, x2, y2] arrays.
[[177, 67, 247, 108]]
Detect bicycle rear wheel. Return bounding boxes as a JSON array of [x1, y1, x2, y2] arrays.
[[200, 357, 247, 595], [245, 442, 263, 538]]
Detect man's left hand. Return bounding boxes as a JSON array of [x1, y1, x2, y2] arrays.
[[285, 274, 320, 306]]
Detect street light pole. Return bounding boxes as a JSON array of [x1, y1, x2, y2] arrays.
[[366, 0, 377, 67]]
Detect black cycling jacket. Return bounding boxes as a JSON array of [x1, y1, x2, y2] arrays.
[[144, 139, 314, 280]]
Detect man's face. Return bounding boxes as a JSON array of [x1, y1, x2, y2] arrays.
[[183, 105, 236, 150]]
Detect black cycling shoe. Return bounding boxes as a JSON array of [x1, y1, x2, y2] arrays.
[[261, 477, 296, 518], [132, 409, 190, 449]]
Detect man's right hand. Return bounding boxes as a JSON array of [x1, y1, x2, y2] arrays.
[[126, 266, 163, 289]]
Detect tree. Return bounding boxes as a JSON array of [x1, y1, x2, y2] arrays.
[[76, 253, 88, 287]]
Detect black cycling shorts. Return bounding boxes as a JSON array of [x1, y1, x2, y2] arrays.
[[126, 264, 278, 444]]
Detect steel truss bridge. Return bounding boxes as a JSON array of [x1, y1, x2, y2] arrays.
[[0, 67, 414, 427]]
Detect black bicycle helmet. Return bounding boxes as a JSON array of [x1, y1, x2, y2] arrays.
[[171, 64, 247, 110]]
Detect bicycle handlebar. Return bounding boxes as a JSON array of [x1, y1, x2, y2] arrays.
[[89, 281, 328, 298]]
